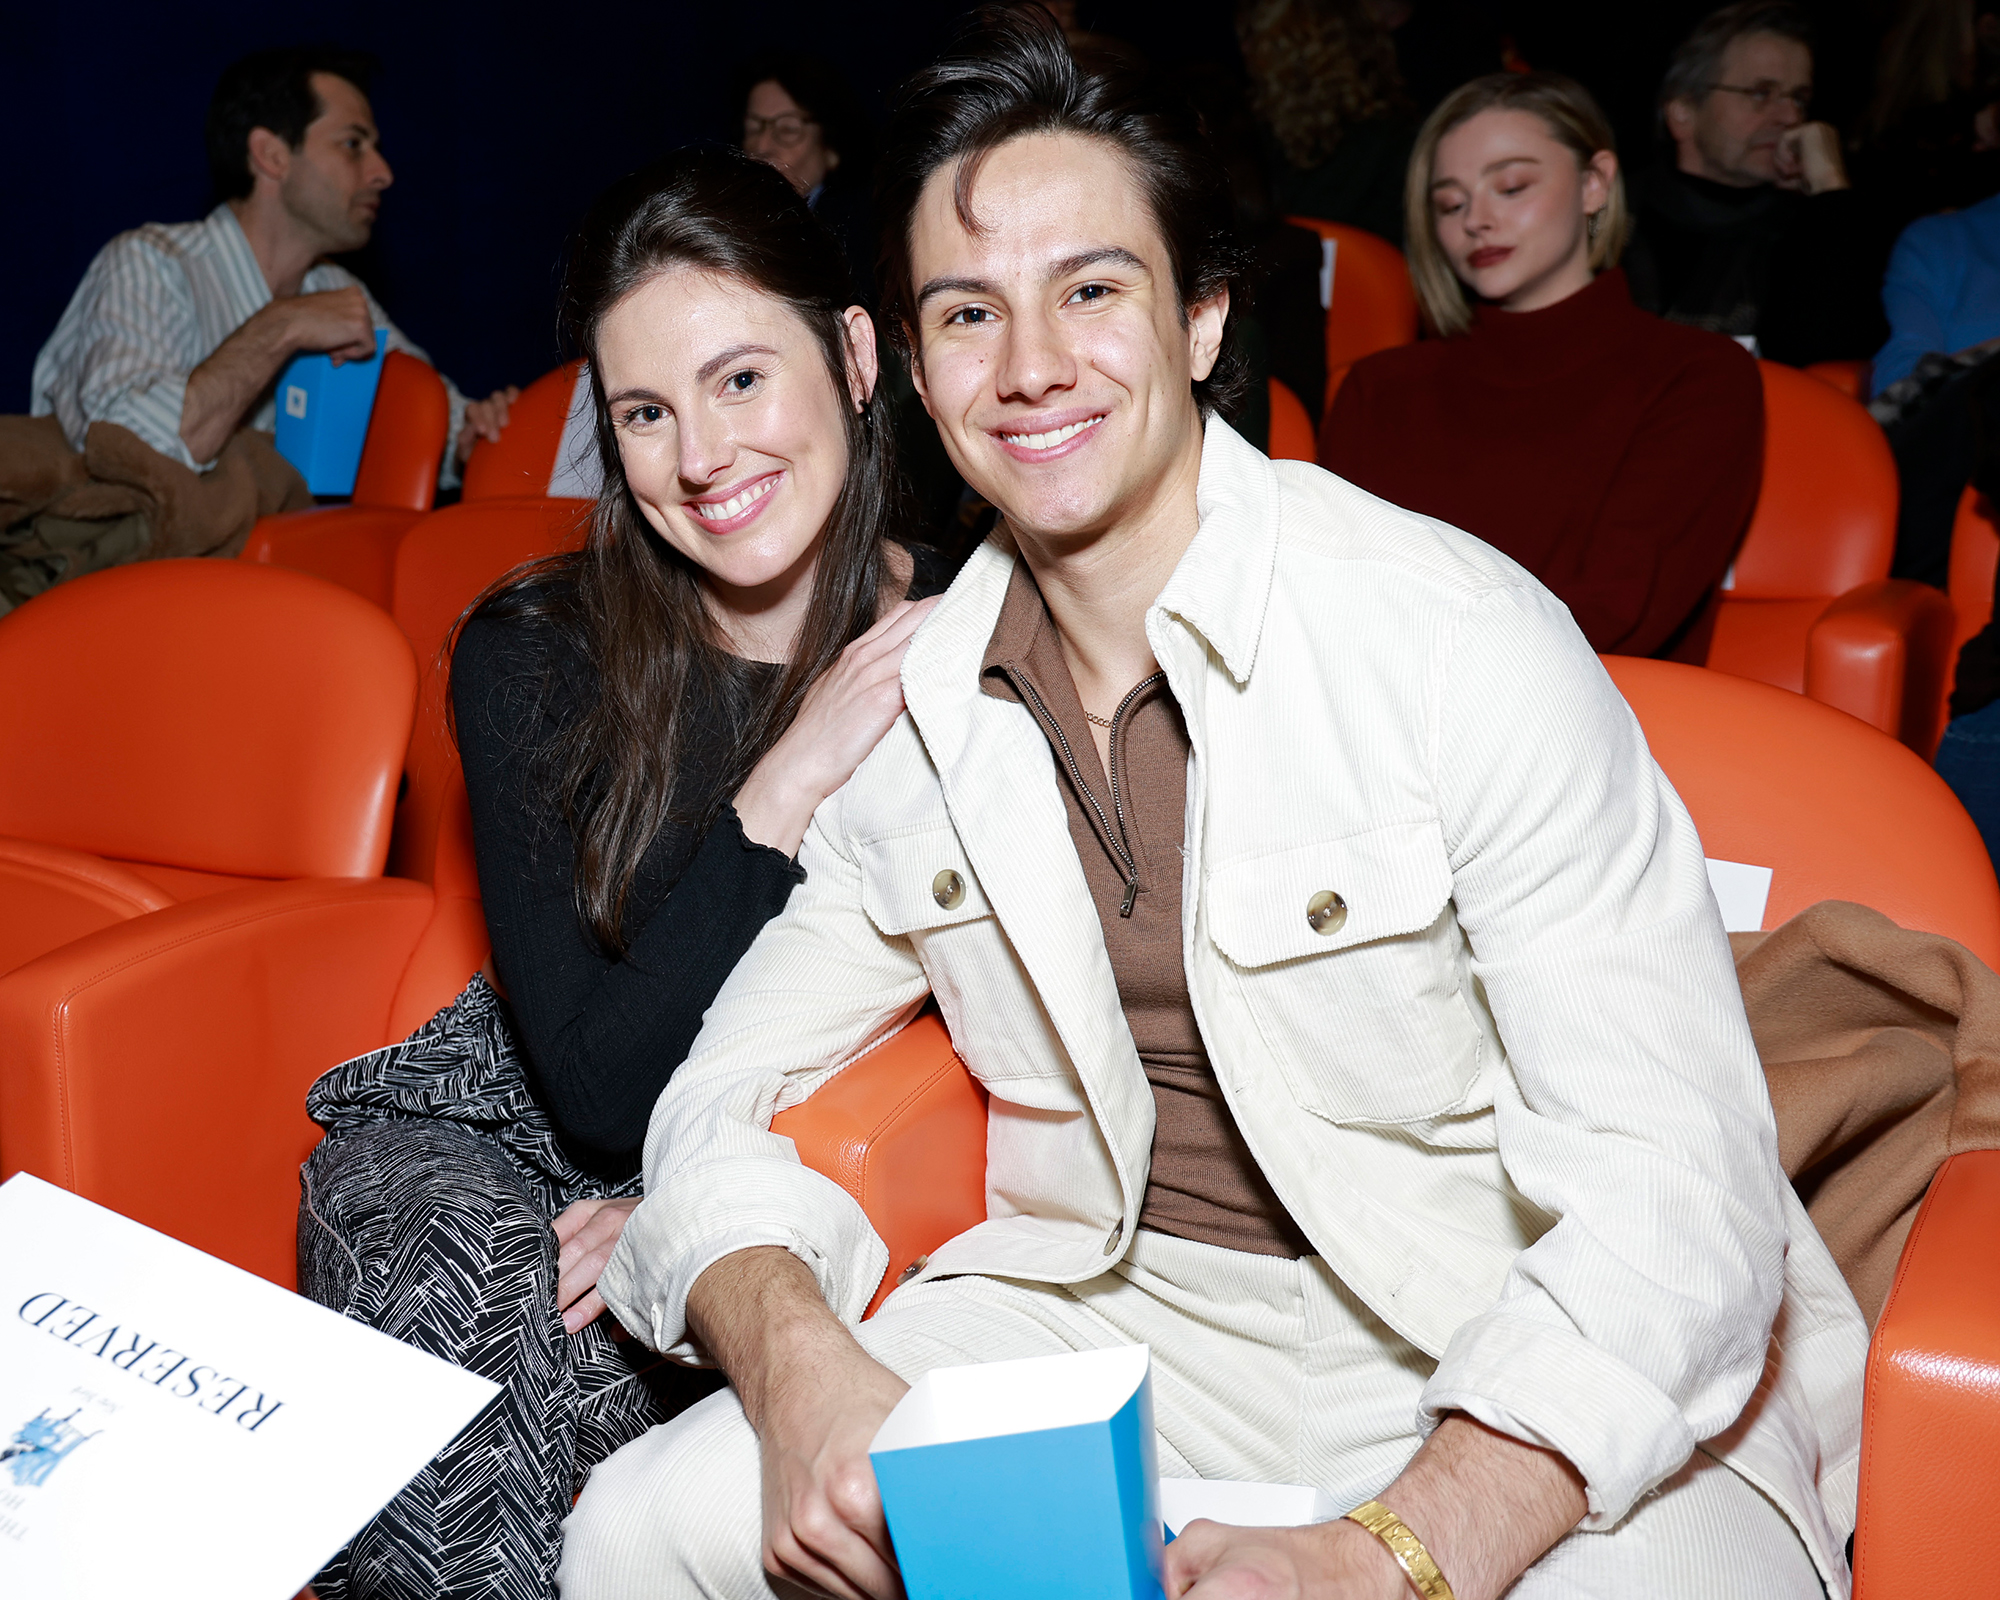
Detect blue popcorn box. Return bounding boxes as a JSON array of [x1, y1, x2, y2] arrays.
[[870, 1345, 1163, 1600], [273, 330, 389, 496]]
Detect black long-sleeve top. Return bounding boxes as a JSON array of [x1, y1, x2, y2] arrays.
[[451, 550, 948, 1173], [1624, 165, 1891, 368]]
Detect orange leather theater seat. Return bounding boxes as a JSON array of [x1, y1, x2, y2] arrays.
[[240, 350, 450, 607], [0, 560, 426, 1281], [1282, 217, 1418, 411], [458, 362, 589, 502], [1700, 361, 1953, 751], [0, 559, 416, 979], [385, 496, 593, 897]]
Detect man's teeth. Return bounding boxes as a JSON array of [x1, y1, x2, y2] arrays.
[[1005, 416, 1101, 451], [698, 476, 777, 520]]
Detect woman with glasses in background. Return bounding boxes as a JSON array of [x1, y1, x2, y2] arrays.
[[1320, 71, 1764, 660], [737, 52, 878, 310]]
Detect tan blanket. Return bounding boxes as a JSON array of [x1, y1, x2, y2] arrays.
[[0, 415, 310, 612], [1740, 900, 2000, 1325]]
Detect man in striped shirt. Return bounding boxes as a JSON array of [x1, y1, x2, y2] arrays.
[[31, 46, 517, 484]]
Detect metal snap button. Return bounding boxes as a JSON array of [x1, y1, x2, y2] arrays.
[[1307, 890, 1347, 935], [897, 1254, 930, 1285], [1103, 1223, 1124, 1256], [932, 869, 965, 910]]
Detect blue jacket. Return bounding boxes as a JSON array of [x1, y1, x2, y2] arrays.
[[1872, 190, 2000, 395]]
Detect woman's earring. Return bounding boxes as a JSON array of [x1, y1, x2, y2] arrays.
[[1587, 209, 1602, 241]]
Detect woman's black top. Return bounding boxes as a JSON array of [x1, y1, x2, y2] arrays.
[[451, 545, 952, 1172]]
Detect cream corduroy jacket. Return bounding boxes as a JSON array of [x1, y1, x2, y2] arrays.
[[602, 420, 1868, 1592]]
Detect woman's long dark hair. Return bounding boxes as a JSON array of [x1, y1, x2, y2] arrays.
[[459, 147, 906, 955]]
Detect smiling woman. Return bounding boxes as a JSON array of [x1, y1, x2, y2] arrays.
[[1319, 71, 1766, 660], [292, 147, 946, 1600]]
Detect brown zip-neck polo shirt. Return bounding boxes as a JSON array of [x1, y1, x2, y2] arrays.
[[980, 558, 1311, 1259]]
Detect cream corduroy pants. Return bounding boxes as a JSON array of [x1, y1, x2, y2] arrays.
[[559, 1231, 1822, 1599]]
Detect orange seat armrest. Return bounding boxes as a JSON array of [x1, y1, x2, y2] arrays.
[[771, 1012, 988, 1317], [1856, 1151, 2000, 1599], [1804, 580, 1957, 750], [0, 877, 433, 1287]]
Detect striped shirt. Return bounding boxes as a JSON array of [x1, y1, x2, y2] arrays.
[[31, 203, 466, 481]]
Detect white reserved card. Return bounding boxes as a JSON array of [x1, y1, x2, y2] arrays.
[[0, 1173, 500, 1599]]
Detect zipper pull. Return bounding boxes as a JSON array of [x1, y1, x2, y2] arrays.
[[1120, 877, 1139, 918]]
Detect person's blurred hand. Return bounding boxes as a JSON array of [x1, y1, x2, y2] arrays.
[[553, 1195, 642, 1333], [456, 384, 522, 464], [1775, 123, 1849, 193]]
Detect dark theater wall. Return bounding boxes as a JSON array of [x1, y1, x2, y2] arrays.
[[3, 0, 1237, 415]]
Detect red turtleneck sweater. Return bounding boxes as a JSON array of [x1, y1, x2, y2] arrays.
[[1318, 267, 1763, 657]]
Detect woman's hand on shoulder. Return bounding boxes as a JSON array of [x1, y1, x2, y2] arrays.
[[553, 1195, 644, 1334], [734, 596, 940, 858]]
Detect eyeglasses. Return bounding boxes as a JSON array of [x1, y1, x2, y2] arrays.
[[1703, 80, 1812, 115], [742, 112, 819, 149]]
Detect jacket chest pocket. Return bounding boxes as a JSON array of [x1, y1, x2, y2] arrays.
[[1203, 821, 1486, 1125], [855, 826, 1061, 1091]]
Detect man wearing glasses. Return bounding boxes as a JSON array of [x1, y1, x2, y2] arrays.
[[1626, 1, 1887, 367]]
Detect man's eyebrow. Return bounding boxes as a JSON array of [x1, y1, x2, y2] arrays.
[[916, 275, 995, 309], [1048, 246, 1147, 279], [695, 343, 780, 383], [916, 247, 1149, 311]]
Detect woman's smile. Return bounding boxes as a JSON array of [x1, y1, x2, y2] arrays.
[[685, 469, 784, 533]]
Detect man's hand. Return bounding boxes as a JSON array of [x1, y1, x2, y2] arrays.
[[552, 1195, 641, 1334], [1775, 123, 1849, 193], [688, 1246, 909, 1600], [179, 286, 379, 464], [756, 1333, 909, 1600], [271, 285, 379, 365], [456, 385, 521, 465], [1166, 1518, 1408, 1599]]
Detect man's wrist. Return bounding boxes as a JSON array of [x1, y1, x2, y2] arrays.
[[1310, 1517, 1424, 1599]]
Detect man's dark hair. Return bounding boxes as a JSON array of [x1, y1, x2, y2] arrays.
[[206, 45, 379, 203], [876, 4, 1248, 417], [1659, 1, 1814, 113]]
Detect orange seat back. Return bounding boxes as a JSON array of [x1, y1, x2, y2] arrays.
[[1603, 656, 2000, 965], [771, 1012, 989, 1316], [460, 363, 588, 502], [0, 561, 415, 881], [385, 499, 593, 996], [349, 350, 451, 513], [1729, 362, 1896, 600], [1702, 362, 1899, 695], [1284, 218, 1418, 406], [1266, 377, 1315, 462]]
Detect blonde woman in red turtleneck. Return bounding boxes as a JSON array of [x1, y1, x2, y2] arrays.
[[1320, 71, 1762, 658]]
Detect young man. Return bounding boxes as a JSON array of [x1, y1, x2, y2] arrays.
[[562, 12, 1865, 1599], [32, 46, 515, 481], [1625, 0, 1885, 365]]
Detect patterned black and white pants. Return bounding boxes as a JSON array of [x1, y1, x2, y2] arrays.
[[298, 977, 721, 1600]]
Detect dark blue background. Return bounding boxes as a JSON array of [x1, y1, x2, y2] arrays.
[[2, 1, 1241, 412], [4, 1, 1877, 413]]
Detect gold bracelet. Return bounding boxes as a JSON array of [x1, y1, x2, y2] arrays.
[[1343, 1499, 1458, 1600]]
